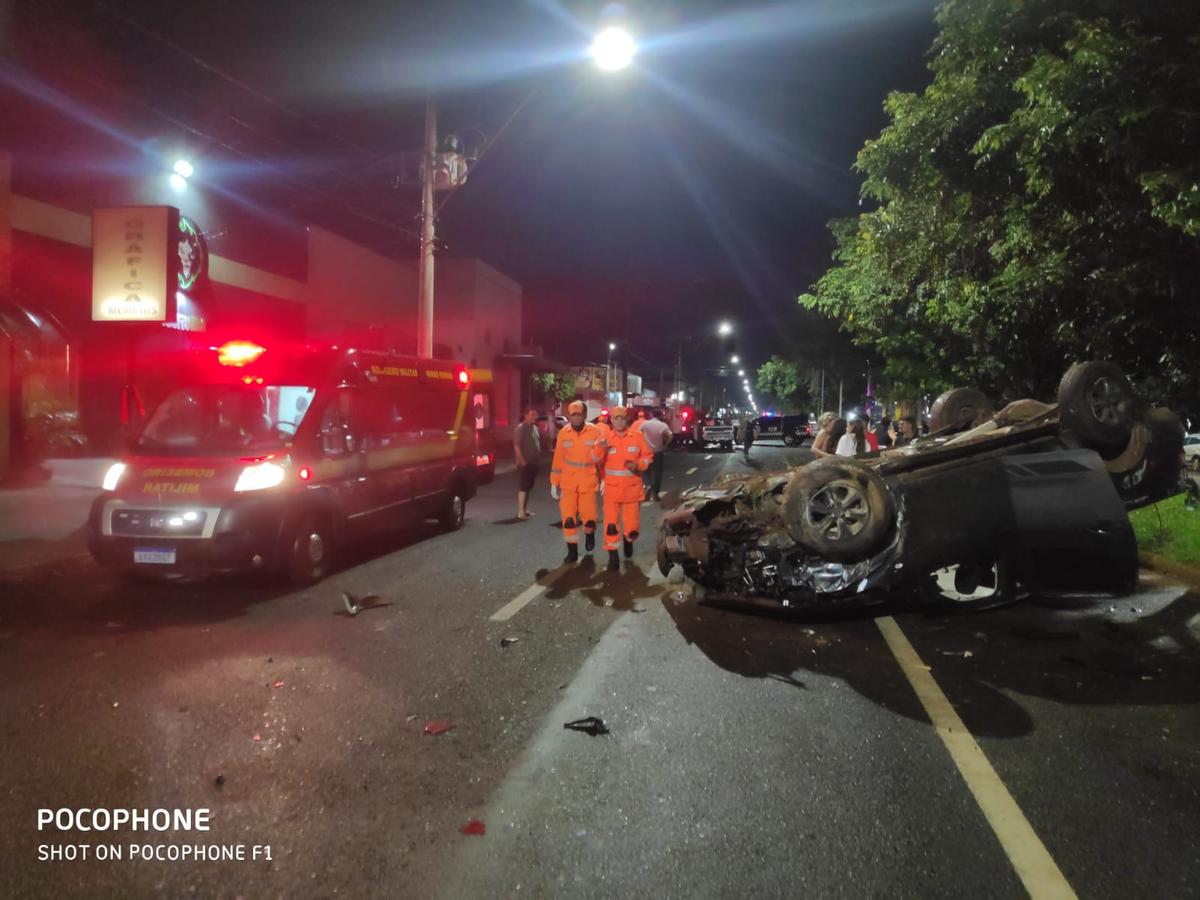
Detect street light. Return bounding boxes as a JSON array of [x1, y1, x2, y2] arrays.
[[737, 369, 744, 377], [590, 27, 637, 71], [730, 355, 740, 365], [606, 342, 617, 398], [717, 321, 733, 336]]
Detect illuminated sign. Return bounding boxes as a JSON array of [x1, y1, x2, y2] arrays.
[[92, 207, 173, 322], [176, 215, 207, 291]]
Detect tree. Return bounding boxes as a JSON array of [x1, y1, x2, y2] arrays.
[[531, 373, 575, 405], [800, 0, 1200, 409], [755, 356, 813, 413]]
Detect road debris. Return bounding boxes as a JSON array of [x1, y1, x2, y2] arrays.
[[500, 636, 521, 647], [252, 734, 262, 742], [563, 716, 610, 736], [272, 680, 285, 688], [940, 650, 974, 658], [406, 714, 419, 723], [460, 820, 486, 836], [111, 702, 119, 708], [214, 774, 225, 788], [423, 720, 456, 736], [341, 591, 382, 616], [631, 605, 647, 613]]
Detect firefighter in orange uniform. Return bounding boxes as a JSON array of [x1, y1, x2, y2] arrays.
[[550, 400, 606, 563], [601, 406, 653, 571]]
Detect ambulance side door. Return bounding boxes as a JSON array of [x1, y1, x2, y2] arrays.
[[359, 384, 416, 525], [314, 387, 373, 536]]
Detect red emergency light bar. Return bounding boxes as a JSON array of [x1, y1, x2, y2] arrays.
[[456, 366, 470, 388], [216, 341, 266, 367]]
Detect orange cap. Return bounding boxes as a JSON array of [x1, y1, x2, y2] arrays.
[[567, 400, 586, 415]]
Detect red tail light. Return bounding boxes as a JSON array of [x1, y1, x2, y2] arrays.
[[456, 367, 470, 388], [297, 466, 312, 482]]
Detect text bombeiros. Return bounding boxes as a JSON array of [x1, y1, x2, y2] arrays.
[[36, 808, 271, 863]]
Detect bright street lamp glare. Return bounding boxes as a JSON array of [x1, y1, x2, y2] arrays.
[[590, 27, 636, 71], [608, 342, 616, 351], [717, 321, 733, 336], [173, 159, 194, 179], [168, 173, 188, 193], [730, 355, 740, 364], [737, 370, 745, 376]]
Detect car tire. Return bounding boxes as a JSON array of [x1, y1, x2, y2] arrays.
[[439, 491, 466, 531], [782, 461, 893, 562], [1057, 361, 1135, 449], [930, 388, 994, 432], [783, 433, 799, 447], [1102, 422, 1149, 474], [285, 512, 334, 586]]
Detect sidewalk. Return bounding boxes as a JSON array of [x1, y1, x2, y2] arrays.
[[0, 458, 114, 573]]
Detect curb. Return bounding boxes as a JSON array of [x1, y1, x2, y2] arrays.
[[1139, 552, 1200, 590]]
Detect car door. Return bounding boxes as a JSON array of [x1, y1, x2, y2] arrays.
[[314, 386, 374, 537], [359, 385, 416, 525]]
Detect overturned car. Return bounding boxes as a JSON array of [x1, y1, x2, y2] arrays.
[[657, 362, 1191, 612]]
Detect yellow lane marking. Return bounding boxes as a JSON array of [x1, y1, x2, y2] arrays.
[[490, 568, 571, 622], [876, 616, 1076, 900]]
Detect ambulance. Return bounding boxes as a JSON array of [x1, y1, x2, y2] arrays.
[[89, 341, 495, 584]]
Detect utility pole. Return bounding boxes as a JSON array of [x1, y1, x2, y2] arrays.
[[838, 377, 844, 416], [819, 369, 825, 413], [416, 97, 437, 359]]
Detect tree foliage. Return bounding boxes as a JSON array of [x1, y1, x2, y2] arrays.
[[756, 356, 813, 413], [800, 0, 1200, 407]]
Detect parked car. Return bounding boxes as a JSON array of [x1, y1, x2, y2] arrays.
[[754, 414, 810, 446], [90, 342, 486, 585], [1185, 434, 1200, 471], [658, 362, 1188, 613], [695, 418, 736, 451]]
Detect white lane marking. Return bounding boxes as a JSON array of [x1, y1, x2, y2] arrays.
[[685, 467, 698, 475], [490, 568, 570, 622], [876, 616, 1076, 900]]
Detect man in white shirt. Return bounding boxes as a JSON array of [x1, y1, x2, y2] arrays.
[[637, 410, 673, 502]]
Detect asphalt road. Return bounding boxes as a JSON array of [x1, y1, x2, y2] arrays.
[[1, 440, 1198, 899]]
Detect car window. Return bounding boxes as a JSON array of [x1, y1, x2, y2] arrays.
[[318, 389, 357, 458], [359, 387, 415, 450]]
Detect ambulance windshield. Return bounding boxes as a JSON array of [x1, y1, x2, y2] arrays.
[[136, 384, 317, 456]]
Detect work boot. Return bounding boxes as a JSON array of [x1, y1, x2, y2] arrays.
[[607, 550, 620, 572], [564, 544, 579, 564], [585, 532, 595, 553], [623, 538, 634, 559]]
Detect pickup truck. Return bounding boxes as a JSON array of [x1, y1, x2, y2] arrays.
[[696, 420, 736, 451]]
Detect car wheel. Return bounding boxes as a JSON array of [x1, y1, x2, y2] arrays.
[[923, 557, 1019, 613], [286, 512, 333, 586], [1057, 361, 1135, 449], [439, 491, 466, 531], [930, 388, 994, 432], [782, 461, 893, 562], [783, 433, 798, 447], [1103, 422, 1149, 474]]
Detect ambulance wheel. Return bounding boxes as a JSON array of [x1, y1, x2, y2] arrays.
[[440, 491, 466, 531], [285, 512, 333, 586]]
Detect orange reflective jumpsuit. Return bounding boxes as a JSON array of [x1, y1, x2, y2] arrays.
[[601, 426, 653, 551], [550, 422, 606, 544]]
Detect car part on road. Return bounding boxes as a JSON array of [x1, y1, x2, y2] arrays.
[[460, 820, 486, 836], [423, 720, 456, 736], [563, 716, 610, 736]]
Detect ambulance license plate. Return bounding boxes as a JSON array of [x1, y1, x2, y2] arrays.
[[134, 547, 176, 565]]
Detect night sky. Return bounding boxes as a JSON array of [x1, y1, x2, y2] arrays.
[[5, 0, 938, 378]]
